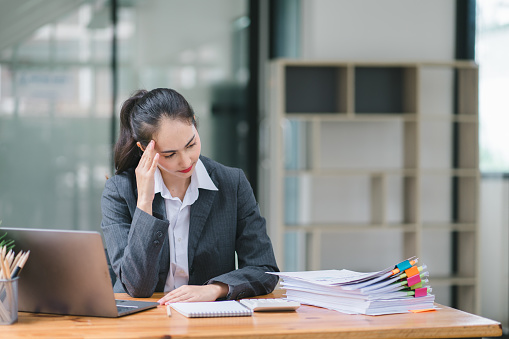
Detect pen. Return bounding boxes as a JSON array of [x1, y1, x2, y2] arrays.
[[166, 305, 172, 317]]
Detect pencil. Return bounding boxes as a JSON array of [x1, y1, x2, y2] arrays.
[[0, 250, 10, 279], [9, 251, 24, 272], [11, 251, 30, 279], [5, 250, 14, 267], [166, 305, 172, 317]]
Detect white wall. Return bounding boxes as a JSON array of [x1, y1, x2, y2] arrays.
[[301, 0, 455, 61]]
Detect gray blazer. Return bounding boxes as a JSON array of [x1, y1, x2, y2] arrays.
[[101, 156, 279, 299]]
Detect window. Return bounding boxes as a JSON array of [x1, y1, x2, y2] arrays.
[[476, 0, 509, 173]]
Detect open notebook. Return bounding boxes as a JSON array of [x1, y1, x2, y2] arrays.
[[1, 227, 159, 317], [170, 300, 253, 318]]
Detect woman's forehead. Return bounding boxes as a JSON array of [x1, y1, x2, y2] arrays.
[[153, 118, 196, 149]]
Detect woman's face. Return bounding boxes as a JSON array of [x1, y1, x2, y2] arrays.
[[152, 117, 201, 181]]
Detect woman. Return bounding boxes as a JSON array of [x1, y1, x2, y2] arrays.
[[101, 88, 279, 304]]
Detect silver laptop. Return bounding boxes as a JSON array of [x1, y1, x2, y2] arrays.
[[0, 227, 159, 317]]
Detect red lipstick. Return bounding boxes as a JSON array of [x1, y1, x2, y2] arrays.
[[179, 165, 193, 173]]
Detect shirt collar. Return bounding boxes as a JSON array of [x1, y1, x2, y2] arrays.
[[154, 158, 217, 200], [193, 158, 218, 192]]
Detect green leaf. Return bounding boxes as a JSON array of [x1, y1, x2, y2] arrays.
[[0, 232, 15, 251]]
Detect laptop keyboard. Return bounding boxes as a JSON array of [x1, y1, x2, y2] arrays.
[[114, 299, 159, 316], [117, 305, 138, 314], [115, 300, 140, 314]]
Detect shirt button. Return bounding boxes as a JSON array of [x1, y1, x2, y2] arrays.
[[178, 238, 182, 242]]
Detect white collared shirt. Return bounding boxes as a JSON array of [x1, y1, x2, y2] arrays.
[[153, 159, 218, 292]]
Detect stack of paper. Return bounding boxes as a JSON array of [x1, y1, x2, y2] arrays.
[[269, 257, 435, 316]]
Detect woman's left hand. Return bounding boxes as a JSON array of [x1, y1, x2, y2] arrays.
[[158, 283, 229, 304]]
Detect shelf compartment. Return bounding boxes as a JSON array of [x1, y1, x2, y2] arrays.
[[455, 176, 479, 224], [403, 176, 419, 224], [419, 65, 454, 116], [420, 174, 479, 225], [455, 121, 479, 169], [419, 120, 453, 170], [456, 67, 479, 115], [317, 229, 407, 271], [285, 65, 348, 113], [317, 120, 407, 171], [420, 174, 452, 224], [283, 173, 418, 226], [354, 66, 417, 114], [404, 121, 418, 169], [420, 120, 479, 171], [455, 231, 477, 277]]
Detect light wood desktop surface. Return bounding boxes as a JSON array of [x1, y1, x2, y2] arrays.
[[2, 289, 502, 339]]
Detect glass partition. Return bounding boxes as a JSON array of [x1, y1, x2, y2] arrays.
[[0, 0, 250, 231], [0, 1, 112, 231]]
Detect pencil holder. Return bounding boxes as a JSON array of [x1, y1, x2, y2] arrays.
[[0, 277, 19, 325]]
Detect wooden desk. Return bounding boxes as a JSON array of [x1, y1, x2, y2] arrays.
[[2, 290, 502, 339]]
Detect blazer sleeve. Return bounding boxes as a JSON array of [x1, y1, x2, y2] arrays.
[[207, 169, 279, 299], [101, 176, 169, 297]]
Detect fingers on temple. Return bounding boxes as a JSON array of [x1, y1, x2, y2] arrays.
[[151, 153, 159, 170]]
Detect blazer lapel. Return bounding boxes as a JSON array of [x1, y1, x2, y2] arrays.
[[152, 193, 166, 220], [152, 193, 170, 279], [188, 189, 217, 268]]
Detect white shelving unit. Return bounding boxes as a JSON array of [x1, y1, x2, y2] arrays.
[[260, 59, 479, 313]]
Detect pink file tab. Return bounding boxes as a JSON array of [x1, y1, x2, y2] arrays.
[[414, 287, 428, 297], [407, 274, 421, 287]]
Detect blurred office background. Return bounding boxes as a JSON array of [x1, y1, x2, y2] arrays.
[[0, 0, 507, 331]]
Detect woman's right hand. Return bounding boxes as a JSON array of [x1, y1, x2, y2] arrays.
[[135, 140, 159, 215]]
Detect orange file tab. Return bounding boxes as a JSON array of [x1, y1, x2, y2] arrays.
[[405, 266, 420, 278]]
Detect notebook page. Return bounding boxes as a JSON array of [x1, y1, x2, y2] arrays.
[[170, 300, 253, 318]]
